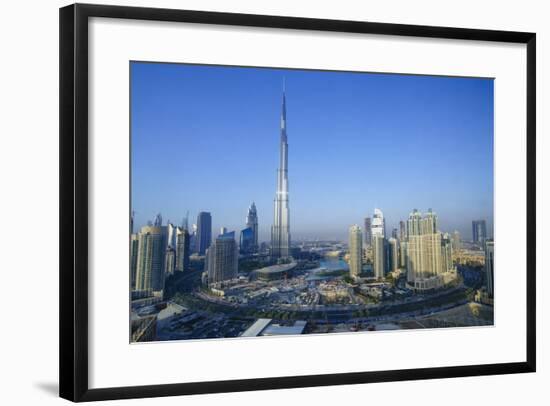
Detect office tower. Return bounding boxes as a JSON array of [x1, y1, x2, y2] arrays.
[[190, 223, 198, 253], [196, 212, 212, 256], [348, 225, 362, 278], [452, 230, 461, 251], [206, 231, 238, 284], [373, 234, 386, 279], [399, 220, 406, 241], [271, 83, 291, 259], [220, 227, 227, 236], [135, 225, 165, 293], [130, 211, 135, 235], [175, 226, 190, 272], [159, 225, 169, 274], [164, 246, 176, 275], [388, 237, 399, 272], [406, 209, 443, 284], [364, 217, 372, 247], [399, 241, 408, 269], [130, 233, 139, 289], [441, 233, 453, 272], [472, 220, 487, 245], [485, 239, 494, 297], [166, 222, 176, 249], [240, 227, 254, 255], [246, 202, 259, 252], [371, 208, 386, 238]]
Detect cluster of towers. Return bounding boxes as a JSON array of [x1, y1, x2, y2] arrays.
[[130, 213, 191, 296], [349, 208, 458, 291], [130, 205, 260, 295]]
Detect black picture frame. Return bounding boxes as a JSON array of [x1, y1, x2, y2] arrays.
[[59, 3, 536, 402]]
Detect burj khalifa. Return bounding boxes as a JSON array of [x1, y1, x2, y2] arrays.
[[271, 82, 291, 259]]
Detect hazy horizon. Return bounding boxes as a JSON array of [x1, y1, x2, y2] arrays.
[[131, 62, 494, 242]]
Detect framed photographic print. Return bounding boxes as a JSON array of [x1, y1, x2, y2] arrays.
[[59, 3, 536, 402]]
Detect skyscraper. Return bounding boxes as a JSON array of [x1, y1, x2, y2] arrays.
[[190, 223, 198, 253], [240, 227, 255, 255], [348, 225, 362, 279], [399, 220, 406, 241], [196, 212, 212, 256], [164, 246, 176, 275], [391, 228, 398, 239], [452, 230, 461, 251], [271, 83, 291, 260], [206, 231, 238, 284], [175, 226, 190, 272], [441, 233, 453, 273], [485, 239, 494, 297], [405, 209, 455, 290], [371, 208, 385, 238], [364, 217, 372, 247], [399, 241, 408, 269], [388, 237, 399, 272], [472, 220, 487, 245], [373, 234, 386, 279], [246, 202, 259, 252], [130, 233, 139, 289], [167, 222, 176, 249], [135, 225, 165, 293]]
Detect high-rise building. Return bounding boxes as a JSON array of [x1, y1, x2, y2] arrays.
[[246, 202, 259, 252], [364, 217, 372, 247], [472, 220, 487, 245], [271, 83, 291, 260], [399, 241, 408, 269], [399, 220, 406, 241], [452, 230, 461, 251], [485, 239, 494, 297], [167, 222, 176, 249], [206, 231, 238, 284], [164, 246, 176, 275], [190, 223, 198, 253], [441, 233, 453, 272], [406, 209, 453, 289], [371, 208, 386, 238], [348, 225, 362, 278], [240, 227, 255, 255], [175, 227, 190, 272], [196, 212, 212, 256], [130, 233, 139, 289], [373, 234, 386, 279], [406, 209, 422, 238], [135, 225, 165, 293], [220, 227, 227, 236], [388, 237, 399, 272]]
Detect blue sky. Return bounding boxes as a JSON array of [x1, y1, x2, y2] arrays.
[[131, 62, 494, 241]]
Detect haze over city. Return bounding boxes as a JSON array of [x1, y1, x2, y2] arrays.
[[131, 62, 494, 241]]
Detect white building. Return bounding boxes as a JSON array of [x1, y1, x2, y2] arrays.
[[371, 208, 386, 238]]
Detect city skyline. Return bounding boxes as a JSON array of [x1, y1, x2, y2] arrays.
[[131, 62, 494, 241]]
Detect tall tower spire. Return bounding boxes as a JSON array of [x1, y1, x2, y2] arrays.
[[271, 80, 291, 260]]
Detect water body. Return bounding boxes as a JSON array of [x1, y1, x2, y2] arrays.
[[306, 258, 348, 281], [320, 258, 349, 271]]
